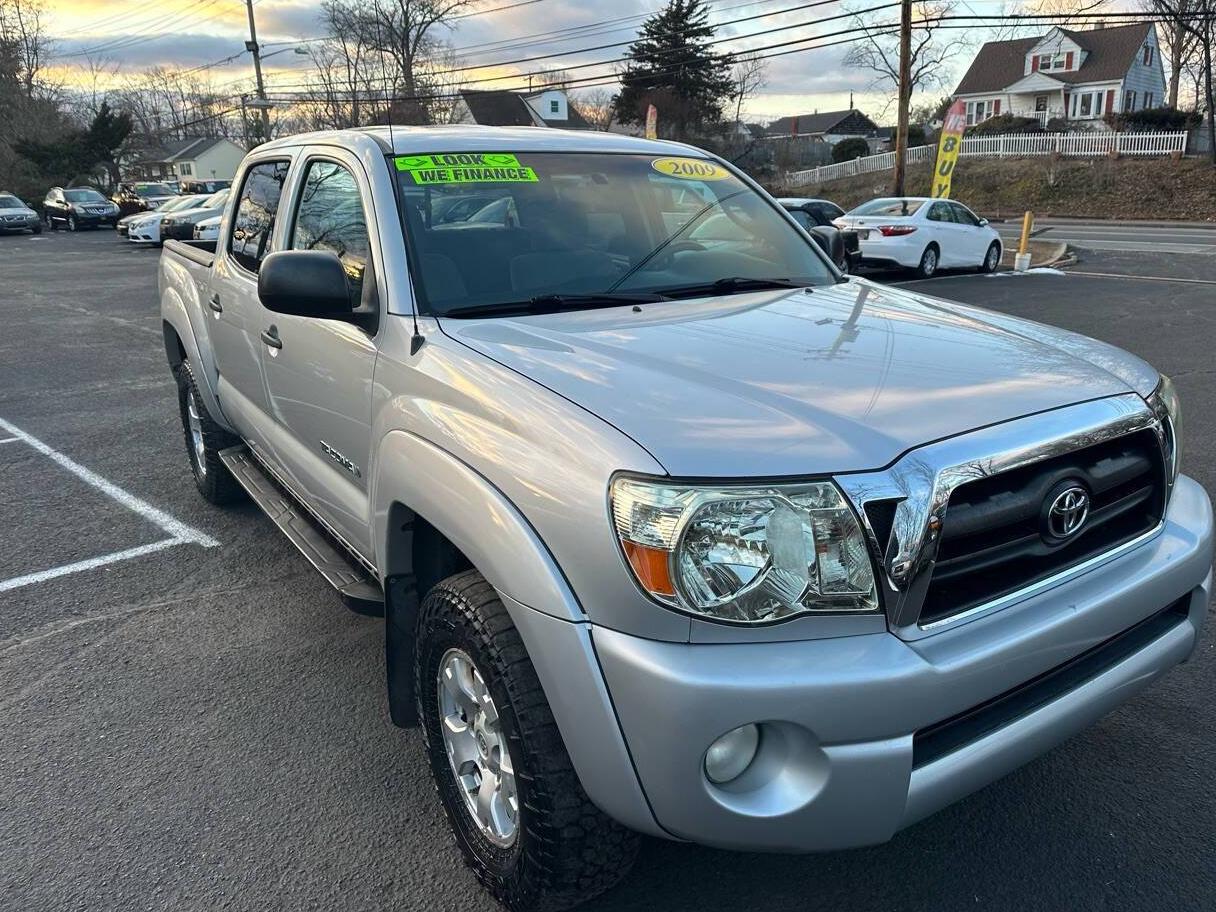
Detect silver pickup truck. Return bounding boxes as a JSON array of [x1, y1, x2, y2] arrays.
[[159, 126, 1212, 911]]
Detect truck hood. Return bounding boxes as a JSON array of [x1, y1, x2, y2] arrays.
[[441, 279, 1158, 477]]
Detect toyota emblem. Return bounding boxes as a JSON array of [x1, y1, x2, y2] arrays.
[[1046, 485, 1090, 540]]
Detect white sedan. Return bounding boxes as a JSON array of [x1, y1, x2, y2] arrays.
[[836, 197, 1002, 278], [193, 215, 221, 242], [127, 194, 211, 245]]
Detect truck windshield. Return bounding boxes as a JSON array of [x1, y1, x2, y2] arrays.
[[393, 151, 834, 316]]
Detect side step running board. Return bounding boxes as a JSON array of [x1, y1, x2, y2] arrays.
[[219, 445, 384, 616]]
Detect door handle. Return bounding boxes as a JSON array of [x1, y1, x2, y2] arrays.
[[208, 293, 223, 313], [260, 326, 282, 349]]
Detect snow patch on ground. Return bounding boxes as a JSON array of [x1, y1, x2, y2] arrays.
[[987, 267, 1067, 277]]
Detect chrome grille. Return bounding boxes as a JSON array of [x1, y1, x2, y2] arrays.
[[919, 429, 1166, 626]]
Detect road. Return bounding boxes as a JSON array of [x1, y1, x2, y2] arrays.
[[993, 218, 1216, 256], [1, 228, 1214, 912]]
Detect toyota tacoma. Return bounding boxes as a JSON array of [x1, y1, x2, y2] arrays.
[[158, 126, 1212, 911]]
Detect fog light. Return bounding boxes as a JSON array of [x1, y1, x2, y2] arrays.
[[704, 723, 760, 784]]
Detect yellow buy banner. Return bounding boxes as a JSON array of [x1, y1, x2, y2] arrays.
[[931, 100, 967, 199]]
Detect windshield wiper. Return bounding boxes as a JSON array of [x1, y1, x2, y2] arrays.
[[441, 291, 669, 319], [657, 276, 815, 299]]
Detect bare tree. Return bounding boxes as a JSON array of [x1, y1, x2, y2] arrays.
[[986, 0, 1113, 41], [1142, 0, 1204, 109], [1149, 0, 1214, 161], [730, 51, 767, 126], [0, 0, 51, 98], [843, 1, 970, 110], [362, 0, 474, 124], [573, 87, 614, 130]]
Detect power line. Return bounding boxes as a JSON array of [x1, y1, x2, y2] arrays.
[[261, 0, 897, 94]]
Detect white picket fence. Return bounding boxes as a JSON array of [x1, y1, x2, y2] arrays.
[[783, 131, 1188, 187]]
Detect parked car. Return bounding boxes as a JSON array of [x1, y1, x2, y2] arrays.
[[192, 214, 222, 242], [180, 179, 231, 194], [43, 186, 120, 230], [120, 194, 199, 238], [127, 194, 213, 245], [159, 188, 230, 242], [836, 197, 1002, 278], [159, 127, 1209, 912], [777, 197, 860, 273], [112, 181, 178, 218], [0, 191, 41, 234]]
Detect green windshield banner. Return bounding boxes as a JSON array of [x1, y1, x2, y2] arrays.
[[394, 153, 538, 185]]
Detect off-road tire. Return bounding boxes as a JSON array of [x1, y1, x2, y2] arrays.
[[67, 214, 78, 232], [416, 571, 639, 911], [914, 243, 939, 279], [175, 360, 245, 505]]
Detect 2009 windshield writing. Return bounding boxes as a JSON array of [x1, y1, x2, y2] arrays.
[[394, 151, 834, 317]]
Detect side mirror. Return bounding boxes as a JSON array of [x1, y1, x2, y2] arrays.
[[258, 250, 353, 319], [978, 218, 989, 226]]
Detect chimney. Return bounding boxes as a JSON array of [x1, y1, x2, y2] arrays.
[[849, 91, 854, 109]]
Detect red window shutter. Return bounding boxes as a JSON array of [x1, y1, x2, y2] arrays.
[[1031, 55, 1039, 72], [1065, 51, 1074, 70], [993, 99, 1001, 115], [1105, 90, 1114, 114]]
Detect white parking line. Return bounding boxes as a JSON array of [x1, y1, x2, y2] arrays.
[[0, 416, 218, 593], [0, 436, 20, 444], [0, 540, 180, 593]]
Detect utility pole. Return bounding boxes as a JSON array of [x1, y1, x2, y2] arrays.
[[892, 0, 912, 195], [244, 0, 270, 143]]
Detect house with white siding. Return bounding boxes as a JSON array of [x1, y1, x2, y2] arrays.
[[952, 22, 1168, 129]]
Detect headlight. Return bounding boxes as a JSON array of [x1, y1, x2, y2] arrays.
[[611, 477, 878, 623], [1149, 374, 1182, 483]]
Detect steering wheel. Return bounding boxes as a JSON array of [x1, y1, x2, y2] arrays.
[[648, 239, 708, 269]]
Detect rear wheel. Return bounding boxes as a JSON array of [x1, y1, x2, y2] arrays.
[[417, 571, 638, 911], [175, 360, 245, 505], [980, 241, 1001, 273], [914, 244, 939, 279]]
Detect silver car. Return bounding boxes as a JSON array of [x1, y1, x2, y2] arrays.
[[159, 127, 1212, 911]]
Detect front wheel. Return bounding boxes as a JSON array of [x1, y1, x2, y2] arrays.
[[914, 244, 939, 279], [31, 223, 41, 235], [67, 214, 78, 232], [417, 571, 638, 911], [980, 241, 1001, 273]]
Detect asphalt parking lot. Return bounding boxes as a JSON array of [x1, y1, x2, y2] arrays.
[[2, 228, 1214, 912]]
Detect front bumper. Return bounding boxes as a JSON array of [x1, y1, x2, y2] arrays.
[[590, 474, 1212, 852]]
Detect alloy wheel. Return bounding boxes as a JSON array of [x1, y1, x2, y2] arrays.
[[187, 389, 207, 478], [437, 648, 519, 847]]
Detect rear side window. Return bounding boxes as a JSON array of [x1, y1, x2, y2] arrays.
[[289, 160, 370, 307], [229, 160, 290, 273]]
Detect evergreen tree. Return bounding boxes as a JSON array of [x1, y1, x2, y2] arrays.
[[612, 0, 734, 138]]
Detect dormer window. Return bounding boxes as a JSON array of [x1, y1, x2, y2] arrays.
[[1035, 52, 1069, 72]]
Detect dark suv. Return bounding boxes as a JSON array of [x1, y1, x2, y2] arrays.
[[112, 182, 179, 218], [43, 187, 120, 231], [179, 179, 231, 194]]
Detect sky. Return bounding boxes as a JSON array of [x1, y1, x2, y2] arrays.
[[37, 0, 1125, 124]]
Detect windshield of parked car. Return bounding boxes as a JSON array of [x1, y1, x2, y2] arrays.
[[202, 189, 229, 208], [0, 194, 25, 209], [159, 195, 206, 213], [393, 151, 835, 316], [849, 198, 925, 218], [63, 189, 107, 203], [135, 183, 175, 197]]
